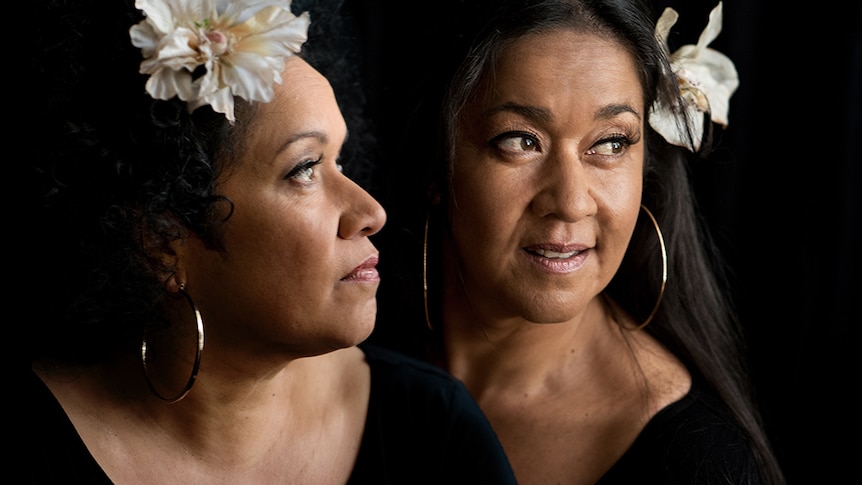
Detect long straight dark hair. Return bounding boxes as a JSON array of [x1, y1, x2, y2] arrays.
[[433, 1, 785, 483]]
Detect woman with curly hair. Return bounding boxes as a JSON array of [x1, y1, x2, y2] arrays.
[[27, 1, 516, 483]]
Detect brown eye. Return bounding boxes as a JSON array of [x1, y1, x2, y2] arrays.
[[494, 132, 540, 154], [587, 136, 629, 156]]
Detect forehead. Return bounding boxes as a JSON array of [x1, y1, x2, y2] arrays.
[[259, 56, 337, 124], [487, 29, 644, 109], [238, 56, 345, 151]]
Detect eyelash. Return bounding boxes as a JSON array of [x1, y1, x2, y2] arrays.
[[587, 134, 633, 156], [490, 131, 634, 157], [490, 130, 540, 154], [285, 156, 323, 182]]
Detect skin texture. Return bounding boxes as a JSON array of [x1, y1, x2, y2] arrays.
[[176, 56, 386, 360], [448, 31, 644, 326], [38, 56, 388, 484], [442, 30, 690, 485]]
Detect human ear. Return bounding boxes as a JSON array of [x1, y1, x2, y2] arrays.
[[137, 214, 189, 291]]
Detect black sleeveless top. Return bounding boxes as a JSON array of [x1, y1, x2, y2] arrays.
[[30, 343, 517, 485], [598, 376, 765, 484]]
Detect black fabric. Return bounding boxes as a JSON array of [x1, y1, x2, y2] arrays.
[[348, 2, 858, 480], [30, 344, 515, 484], [597, 377, 763, 485], [349, 343, 516, 484], [31, 367, 112, 484]]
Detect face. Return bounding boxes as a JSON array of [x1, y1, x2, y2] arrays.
[[178, 56, 386, 357], [447, 29, 644, 325]]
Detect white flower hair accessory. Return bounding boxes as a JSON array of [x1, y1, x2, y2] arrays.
[[648, 2, 739, 151], [129, 0, 310, 123]]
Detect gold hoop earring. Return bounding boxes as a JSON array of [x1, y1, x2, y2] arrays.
[[636, 204, 668, 330], [141, 284, 205, 403], [423, 213, 433, 330]]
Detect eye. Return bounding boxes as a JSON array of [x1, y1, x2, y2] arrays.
[[285, 157, 322, 183], [491, 131, 541, 155], [586, 135, 631, 156]]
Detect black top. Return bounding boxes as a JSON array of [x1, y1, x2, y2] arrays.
[[598, 376, 764, 484], [29, 344, 517, 485]]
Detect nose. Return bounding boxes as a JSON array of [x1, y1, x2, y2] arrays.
[[338, 176, 387, 239], [530, 149, 597, 221]]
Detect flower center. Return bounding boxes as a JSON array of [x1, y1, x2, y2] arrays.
[[205, 30, 230, 56]]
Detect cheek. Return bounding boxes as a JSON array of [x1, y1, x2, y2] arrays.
[[206, 223, 320, 330], [597, 173, 643, 254], [217, 201, 316, 291], [449, 161, 519, 244]]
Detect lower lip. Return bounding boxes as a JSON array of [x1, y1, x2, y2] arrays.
[[522, 249, 589, 274], [341, 268, 380, 282]]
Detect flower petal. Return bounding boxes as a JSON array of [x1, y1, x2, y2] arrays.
[[219, 0, 294, 26], [130, 0, 308, 124], [220, 52, 284, 102], [238, 11, 310, 57], [694, 2, 724, 56], [145, 68, 194, 101], [673, 49, 738, 126], [134, 0, 176, 35], [654, 7, 679, 48], [143, 28, 201, 73], [129, 21, 159, 56], [648, 2, 738, 150], [199, 86, 236, 122]]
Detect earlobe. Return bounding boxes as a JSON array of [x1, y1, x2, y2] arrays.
[[164, 237, 192, 293], [164, 268, 186, 294]]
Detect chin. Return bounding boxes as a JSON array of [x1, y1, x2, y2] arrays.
[[507, 292, 587, 324], [352, 320, 376, 345], [335, 316, 376, 348]]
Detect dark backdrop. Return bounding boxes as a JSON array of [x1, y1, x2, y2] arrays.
[[342, 1, 861, 483]]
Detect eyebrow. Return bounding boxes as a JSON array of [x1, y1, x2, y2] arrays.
[[275, 130, 328, 155], [485, 102, 641, 122], [485, 102, 551, 122], [595, 103, 642, 121], [272, 129, 352, 165]]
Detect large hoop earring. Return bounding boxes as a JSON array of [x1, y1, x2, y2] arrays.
[[141, 284, 205, 403], [636, 204, 668, 330], [423, 213, 433, 330]]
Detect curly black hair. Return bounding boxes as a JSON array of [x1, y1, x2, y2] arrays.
[[29, 0, 374, 365]]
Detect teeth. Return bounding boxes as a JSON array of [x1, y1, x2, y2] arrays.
[[533, 248, 578, 259]]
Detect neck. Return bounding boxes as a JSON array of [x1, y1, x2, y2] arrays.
[[40, 346, 366, 465], [441, 293, 621, 397]]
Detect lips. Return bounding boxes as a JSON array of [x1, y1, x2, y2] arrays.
[[530, 247, 583, 259], [341, 255, 380, 282], [522, 244, 589, 273], [524, 243, 588, 259]]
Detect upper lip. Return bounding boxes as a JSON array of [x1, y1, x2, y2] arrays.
[[343, 254, 379, 278]]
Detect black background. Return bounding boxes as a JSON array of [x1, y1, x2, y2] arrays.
[[342, 1, 861, 482]]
